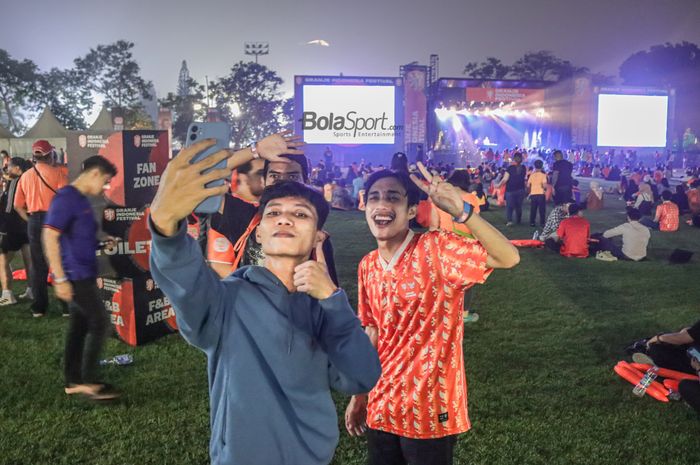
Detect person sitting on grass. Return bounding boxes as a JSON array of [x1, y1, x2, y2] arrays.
[[629, 320, 700, 415], [149, 140, 381, 465], [630, 182, 654, 216], [640, 190, 679, 232], [537, 200, 572, 242], [672, 184, 690, 214], [593, 207, 650, 261], [550, 203, 589, 258], [586, 180, 604, 211]]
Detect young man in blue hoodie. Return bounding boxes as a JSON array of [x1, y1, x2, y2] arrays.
[[149, 138, 381, 465]]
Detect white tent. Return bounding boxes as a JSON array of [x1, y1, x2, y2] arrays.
[[11, 108, 67, 157]]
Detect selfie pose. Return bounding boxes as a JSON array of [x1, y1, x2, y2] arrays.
[[149, 138, 381, 465], [346, 164, 519, 465]]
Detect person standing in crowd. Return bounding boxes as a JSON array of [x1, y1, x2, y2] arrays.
[[0, 157, 33, 305], [207, 158, 265, 278], [527, 159, 547, 227], [552, 150, 573, 204], [594, 208, 650, 261], [210, 143, 339, 285], [43, 156, 120, 400], [640, 190, 679, 232], [13, 139, 68, 317], [345, 165, 519, 465], [496, 152, 526, 226], [149, 139, 381, 465]]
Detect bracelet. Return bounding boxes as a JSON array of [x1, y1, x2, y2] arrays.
[[53, 275, 69, 284], [249, 142, 260, 159], [453, 201, 474, 224]]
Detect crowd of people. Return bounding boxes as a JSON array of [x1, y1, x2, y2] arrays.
[[1, 134, 698, 465]]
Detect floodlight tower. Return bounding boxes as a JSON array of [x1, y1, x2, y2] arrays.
[[244, 42, 270, 63]]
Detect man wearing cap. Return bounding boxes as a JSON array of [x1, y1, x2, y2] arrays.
[[14, 139, 68, 317]]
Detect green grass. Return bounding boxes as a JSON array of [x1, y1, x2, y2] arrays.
[[1, 192, 700, 465]]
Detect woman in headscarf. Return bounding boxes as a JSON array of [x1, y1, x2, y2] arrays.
[[632, 182, 654, 216], [586, 180, 604, 211]]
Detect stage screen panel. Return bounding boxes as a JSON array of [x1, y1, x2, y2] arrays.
[[596, 94, 668, 147], [294, 75, 404, 166]]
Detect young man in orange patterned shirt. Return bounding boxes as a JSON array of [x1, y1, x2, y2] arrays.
[[345, 163, 520, 465]]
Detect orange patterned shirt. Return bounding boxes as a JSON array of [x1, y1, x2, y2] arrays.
[[358, 229, 492, 439]]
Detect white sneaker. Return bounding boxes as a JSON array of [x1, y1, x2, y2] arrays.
[[532, 230, 539, 240], [0, 293, 17, 306], [19, 287, 33, 300]]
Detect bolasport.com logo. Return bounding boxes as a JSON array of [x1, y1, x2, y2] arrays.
[[301, 111, 402, 139]]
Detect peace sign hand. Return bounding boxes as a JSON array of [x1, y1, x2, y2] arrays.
[[409, 162, 464, 218]]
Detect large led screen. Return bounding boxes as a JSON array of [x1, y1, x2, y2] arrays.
[[596, 94, 668, 147]]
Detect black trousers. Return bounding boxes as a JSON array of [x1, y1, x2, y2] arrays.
[[646, 343, 696, 374], [678, 380, 700, 414], [529, 194, 546, 226], [28, 213, 67, 315], [64, 279, 110, 385], [367, 429, 457, 465], [554, 185, 572, 205]]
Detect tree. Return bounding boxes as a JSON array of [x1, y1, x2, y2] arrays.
[[210, 61, 285, 148], [74, 40, 152, 109], [31, 68, 93, 130], [620, 42, 700, 151], [159, 77, 207, 144], [463, 57, 511, 79], [510, 51, 588, 81], [0, 49, 39, 134]]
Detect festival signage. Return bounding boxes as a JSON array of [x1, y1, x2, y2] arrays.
[[466, 87, 545, 103], [67, 130, 169, 208], [403, 66, 428, 146]]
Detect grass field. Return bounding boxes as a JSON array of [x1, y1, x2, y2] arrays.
[[1, 190, 699, 465]]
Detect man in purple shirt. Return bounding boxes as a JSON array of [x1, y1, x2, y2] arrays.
[[43, 156, 120, 401]]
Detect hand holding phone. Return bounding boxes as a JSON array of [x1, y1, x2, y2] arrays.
[[150, 138, 233, 237], [185, 122, 231, 214]]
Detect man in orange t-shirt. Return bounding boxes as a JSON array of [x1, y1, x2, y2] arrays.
[[345, 166, 520, 465], [527, 160, 548, 227], [555, 203, 590, 258], [13, 140, 68, 317]]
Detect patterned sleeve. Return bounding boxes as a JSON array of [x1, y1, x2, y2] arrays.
[[433, 229, 492, 288], [357, 257, 376, 327]]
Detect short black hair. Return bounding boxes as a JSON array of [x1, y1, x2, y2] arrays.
[[263, 154, 309, 182], [364, 170, 420, 207], [258, 181, 329, 229], [553, 150, 563, 158], [446, 169, 471, 191], [568, 203, 581, 215], [661, 190, 672, 201], [534, 160, 543, 169], [390, 152, 409, 172], [236, 160, 256, 175], [9, 157, 31, 172], [0, 150, 8, 157], [627, 207, 641, 221], [81, 155, 117, 177]]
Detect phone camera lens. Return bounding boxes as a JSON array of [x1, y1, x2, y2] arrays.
[[191, 125, 199, 133], [189, 133, 197, 141]]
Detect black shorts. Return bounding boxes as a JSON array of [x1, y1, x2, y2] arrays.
[[0, 230, 29, 253]]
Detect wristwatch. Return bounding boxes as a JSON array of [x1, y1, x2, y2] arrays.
[[249, 142, 260, 159], [453, 201, 474, 224]]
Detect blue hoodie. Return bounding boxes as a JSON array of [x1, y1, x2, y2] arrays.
[[149, 221, 381, 465]]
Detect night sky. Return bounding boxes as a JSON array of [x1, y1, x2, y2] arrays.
[[3, 0, 700, 101]]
